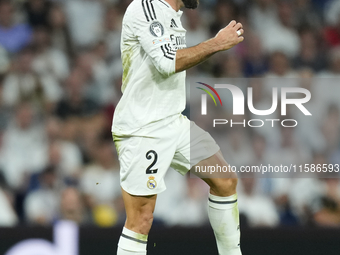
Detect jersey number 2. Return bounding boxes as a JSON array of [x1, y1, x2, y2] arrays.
[[146, 150, 158, 174]]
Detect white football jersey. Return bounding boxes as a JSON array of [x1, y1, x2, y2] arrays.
[[112, 0, 187, 134]]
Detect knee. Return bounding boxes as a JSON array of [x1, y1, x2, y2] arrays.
[[228, 177, 238, 190], [210, 177, 238, 197]]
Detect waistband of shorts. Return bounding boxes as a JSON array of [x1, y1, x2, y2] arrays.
[[112, 113, 182, 137]]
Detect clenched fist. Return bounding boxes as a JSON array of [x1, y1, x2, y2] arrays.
[[213, 20, 244, 52]]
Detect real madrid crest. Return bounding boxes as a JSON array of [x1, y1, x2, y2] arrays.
[[147, 176, 157, 189], [149, 21, 164, 37]]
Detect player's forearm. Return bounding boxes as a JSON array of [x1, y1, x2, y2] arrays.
[[175, 38, 222, 73], [175, 20, 244, 73]]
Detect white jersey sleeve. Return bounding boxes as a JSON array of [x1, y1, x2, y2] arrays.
[[132, 1, 177, 76]]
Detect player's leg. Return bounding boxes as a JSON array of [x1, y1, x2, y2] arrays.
[[173, 116, 241, 255], [117, 189, 156, 255], [113, 125, 177, 255], [194, 151, 241, 255]]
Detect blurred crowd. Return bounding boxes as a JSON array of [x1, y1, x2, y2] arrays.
[[0, 0, 340, 228]]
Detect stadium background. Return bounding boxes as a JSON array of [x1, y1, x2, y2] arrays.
[[0, 0, 340, 254]]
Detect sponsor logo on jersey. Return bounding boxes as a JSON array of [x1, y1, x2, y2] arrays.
[[147, 176, 157, 189], [152, 37, 171, 45], [170, 19, 178, 28], [150, 21, 164, 37], [170, 34, 186, 49]]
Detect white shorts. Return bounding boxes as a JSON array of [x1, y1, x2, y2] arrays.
[[112, 114, 220, 196]]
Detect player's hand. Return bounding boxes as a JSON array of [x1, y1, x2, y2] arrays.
[[214, 20, 244, 51]]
